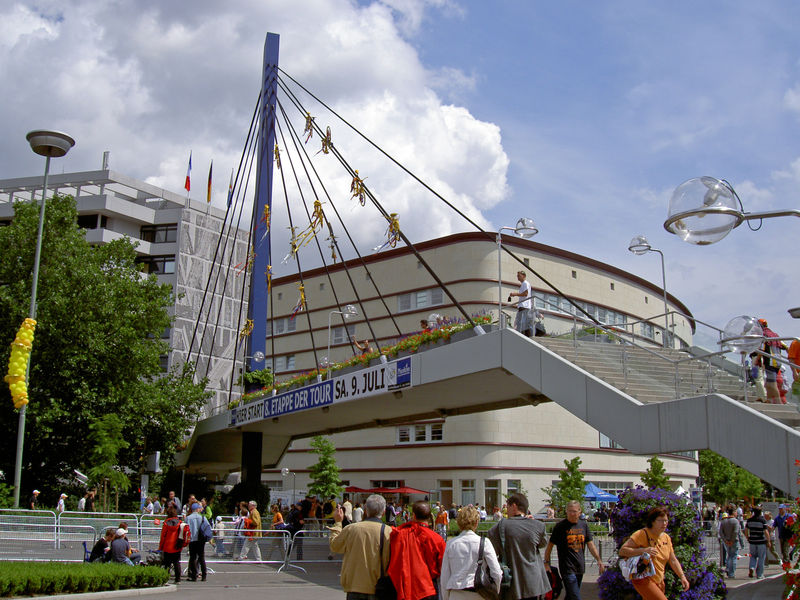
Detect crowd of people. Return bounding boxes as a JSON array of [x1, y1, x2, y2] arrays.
[[328, 493, 632, 600]]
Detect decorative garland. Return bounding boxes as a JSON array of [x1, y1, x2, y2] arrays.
[[5, 318, 36, 409]]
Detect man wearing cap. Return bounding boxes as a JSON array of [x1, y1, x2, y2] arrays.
[[757, 319, 787, 404], [29, 489, 40, 510], [186, 502, 208, 581], [718, 510, 740, 578], [57, 493, 67, 513], [110, 527, 135, 566], [773, 504, 795, 563]]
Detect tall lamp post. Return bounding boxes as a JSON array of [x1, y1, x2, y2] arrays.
[[628, 235, 670, 349], [326, 305, 358, 368], [497, 218, 538, 328], [13, 130, 75, 508], [281, 467, 296, 506]]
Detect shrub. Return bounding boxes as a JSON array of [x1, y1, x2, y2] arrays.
[[597, 486, 725, 600], [0, 562, 169, 597]]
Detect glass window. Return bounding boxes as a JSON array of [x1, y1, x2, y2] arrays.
[[416, 291, 429, 308], [397, 288, 444, 313], [414, 425, 427, 442], [599, 432, 624, 449], [430, 423, 443, 441], [140, 224, 177, 243], [485, 480, 500, 511], [332, 325, 356, 345], [507, 479, 521, 494], [136, 255, 175, 275], [397, 426, 410, 443], [461, 480, 476, 506]]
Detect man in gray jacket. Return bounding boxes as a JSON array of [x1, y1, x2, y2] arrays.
[[718, 510, 740, 579], [488, 493, 551, 599]]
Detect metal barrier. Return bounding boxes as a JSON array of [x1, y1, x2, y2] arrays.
[[0, 518, 96, 562]]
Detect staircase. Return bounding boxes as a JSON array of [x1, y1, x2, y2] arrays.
[[534, 336, 800, 428]]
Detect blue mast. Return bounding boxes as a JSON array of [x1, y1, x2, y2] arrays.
[[248, 32, 279, 372]]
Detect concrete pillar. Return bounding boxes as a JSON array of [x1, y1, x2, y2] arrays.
[[241, 432, 263, 487]]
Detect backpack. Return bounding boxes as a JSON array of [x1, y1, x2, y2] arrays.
[[162, 517, 190, 552], [199, 518, 213, 543]]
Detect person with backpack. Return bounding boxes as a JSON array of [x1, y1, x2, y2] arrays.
[[187, 502, 211, 581], [158, 505, 191, 583]]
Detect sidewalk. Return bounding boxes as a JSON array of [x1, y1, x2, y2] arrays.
[[117, 559, 784, 600]]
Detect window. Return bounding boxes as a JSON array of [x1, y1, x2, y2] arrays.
[[397, 288, 444, 313], [136, 255, 175, 275], [640, 322, 655, 339], [371, 480, 403, 489], [77, 214, 99, 229], [266, 355, 295, 373], [396, 422, 444, 444], [610, 282, 615, 290], [485, 480, 500, 510], [461, 480, 476, 506], [267, 318, 297, 336], [332, 325, 356, 345], [571, 270, 577, 279], [159, 354, 169, 372], [593, 481, 633, 497], [438, 480, 453, 507], [140, 224, 178, 243], [277, 292, 283, 300], [319, 283, 325, 290], [599, 433, 624, 450], [507, 479, 521, 495], [523, 258, 530, 266], [644, 296, 649, 304]]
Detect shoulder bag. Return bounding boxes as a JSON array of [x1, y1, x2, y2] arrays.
[[497, 520, 513, 594], [374, 524, 396, 600], [619, 530, 656, 581], [474, 535, 500, 600]]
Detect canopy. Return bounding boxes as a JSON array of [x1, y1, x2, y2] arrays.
[[583, 483, 619, 502], [369, 486, 428, 495], [344, 486, 371, 493]]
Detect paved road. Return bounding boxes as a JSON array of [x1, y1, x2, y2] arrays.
[[118, 558, 784, 600]]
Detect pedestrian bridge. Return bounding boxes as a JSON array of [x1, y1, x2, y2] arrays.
[[177, 327, 800, 495]]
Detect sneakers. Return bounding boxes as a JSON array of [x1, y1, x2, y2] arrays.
[[749, 569, 754, 578]]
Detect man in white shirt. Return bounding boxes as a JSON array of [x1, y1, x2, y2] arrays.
[[509, 271, 534, 337]]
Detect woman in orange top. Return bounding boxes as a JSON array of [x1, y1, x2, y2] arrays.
[[272, 504, 285, 528], [619, 506, 690, 600]]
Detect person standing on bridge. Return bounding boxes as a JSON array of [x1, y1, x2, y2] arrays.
[[508, 271, 535, 337]]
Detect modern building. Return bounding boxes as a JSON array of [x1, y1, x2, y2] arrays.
[[261, 233, 700, 511], [0, 159, 250, 414]]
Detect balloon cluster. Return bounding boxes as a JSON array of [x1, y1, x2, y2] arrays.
[[5, 318, 36, 409]]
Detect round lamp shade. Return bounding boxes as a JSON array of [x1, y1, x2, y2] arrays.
[[666, 177, 740, 245], [26, 130, 75, 158], [721, 315, 763, 354]]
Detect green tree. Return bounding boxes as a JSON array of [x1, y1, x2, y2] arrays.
[[0, 196, 209, 500], [87, 414, 131, 512], [641, 455, 671, 490], [542, 456, 585, 516], [699, 450, 763, 504], [307, 435, 343, 499]]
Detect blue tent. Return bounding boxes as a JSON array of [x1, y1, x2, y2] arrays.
[[583, 483, 619, 502]]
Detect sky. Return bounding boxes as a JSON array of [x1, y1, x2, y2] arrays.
[[1, 0, 799, 346]]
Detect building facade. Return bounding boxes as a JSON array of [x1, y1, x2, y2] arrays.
[[0, 163, 250, 415], [261, 233, 700, 511]]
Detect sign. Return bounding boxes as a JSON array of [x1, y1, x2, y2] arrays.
[[229, 357, 412, 427]]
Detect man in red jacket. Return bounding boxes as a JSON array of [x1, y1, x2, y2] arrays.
[[388, 501, 445, 600]]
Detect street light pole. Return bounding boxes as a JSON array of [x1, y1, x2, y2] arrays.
[[13, 130, 75, 508], [497, 218, 538, 329], [628, 235, 670, 349]]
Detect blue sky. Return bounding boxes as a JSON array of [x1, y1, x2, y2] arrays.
[[1, 0, 798, 343]]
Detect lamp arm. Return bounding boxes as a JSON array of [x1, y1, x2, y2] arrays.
[[740, 208, 800, 221]]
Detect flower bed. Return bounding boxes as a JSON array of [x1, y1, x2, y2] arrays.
[[229, 313, 492, 408], [597, 486, 725, 600]]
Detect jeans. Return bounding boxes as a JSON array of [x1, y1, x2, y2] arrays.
[[724, 540, 738, 577], [749, 543, 766, 578], [562, 572, 583, 600]]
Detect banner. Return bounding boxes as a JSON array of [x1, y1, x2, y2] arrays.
[[229, 357, 411, 427]]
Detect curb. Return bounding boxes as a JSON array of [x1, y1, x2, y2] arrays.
[[34, 584, 176, 600]]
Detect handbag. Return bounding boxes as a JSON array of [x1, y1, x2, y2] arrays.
[[374, 524, 396, 600], [473, 536, 499, 600], [619, 530, 657, 582]]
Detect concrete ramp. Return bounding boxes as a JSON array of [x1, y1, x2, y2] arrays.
[[178, 328, 800, 495]]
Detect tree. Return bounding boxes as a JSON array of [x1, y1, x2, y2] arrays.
[[307, 435, 343, 499], [641, 455, 670, 490], [699, 450, 763, 504], [0, 196, 209, 500], [542, 456, 585, 516], [87, 414, 131, 512]]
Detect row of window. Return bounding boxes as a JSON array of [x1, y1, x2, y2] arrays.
[[136, 255, 175, 275], [600, 432, 696, 460], [397, 423, 443, 443], [140, 224, 178, 244], [398, 288, 444, 313], [534, 292, 628, 326]]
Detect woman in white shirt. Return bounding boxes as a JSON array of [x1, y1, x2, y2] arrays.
[[440, 505, 502, 600]]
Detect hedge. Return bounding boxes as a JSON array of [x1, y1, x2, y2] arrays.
[[0, 562, 169, 597]]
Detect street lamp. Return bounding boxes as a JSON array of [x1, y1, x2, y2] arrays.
[[326, 305, 358, 370], [13, 130, 75, 508], [281, 467, 296, 506], [720, 315, 764, 403], [628, 235, 670, 349], [664, 176, 800, 245], [497, 218, 538, 328]]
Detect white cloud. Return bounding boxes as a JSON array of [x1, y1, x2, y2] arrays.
[[785, 83, 800, 115]]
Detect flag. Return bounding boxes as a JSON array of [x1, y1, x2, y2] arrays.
[[227, 168, 234, 208], [184, 151, 192, 192], [206, 160, 213, 203]]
